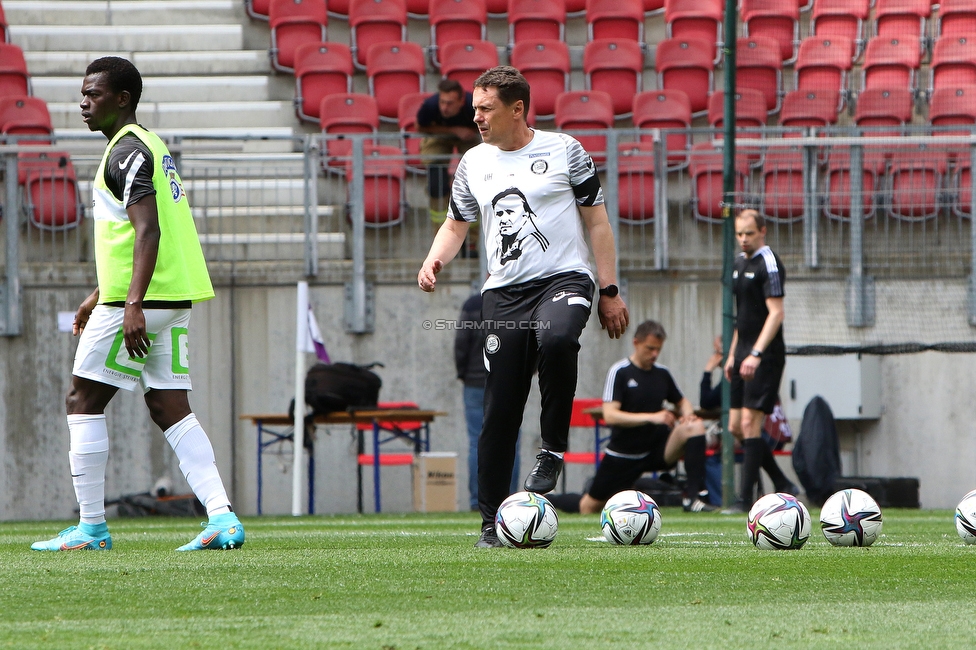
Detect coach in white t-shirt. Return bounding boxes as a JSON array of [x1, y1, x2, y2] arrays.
[[417, 66, 629, 548]]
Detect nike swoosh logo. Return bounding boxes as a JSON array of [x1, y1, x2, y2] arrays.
[[61, 540, 93, 550], [201, 531, 221, 546], [552, 292, 573, 302], [119, 150, 138, 170]]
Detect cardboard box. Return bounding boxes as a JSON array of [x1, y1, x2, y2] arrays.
[[413, 452, 458, 512]]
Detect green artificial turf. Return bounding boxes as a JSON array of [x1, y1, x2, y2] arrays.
[[2, 509, 973, 649]]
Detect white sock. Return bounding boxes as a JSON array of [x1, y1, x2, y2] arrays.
[[68, 414, 110, 525], [163, 413, 232, 516]]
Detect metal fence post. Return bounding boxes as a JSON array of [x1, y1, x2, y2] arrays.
[[846, 142, 874, 327], [0, 150, 22, 336], [303, 135, 319, 277], [344, 135, 373, 333], [653, 129, 668, 270], [803, 131, 819, 268], [969, 143, 976, 325]]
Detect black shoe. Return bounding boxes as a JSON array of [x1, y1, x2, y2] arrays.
[[683, 497, 719, 513], [475, 526, 503, 548], [523, 451, 564, 494]]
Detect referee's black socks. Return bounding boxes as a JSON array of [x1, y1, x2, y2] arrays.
[[741, 438, 765, 507]]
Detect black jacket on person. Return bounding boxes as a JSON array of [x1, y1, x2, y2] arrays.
[[454, 293, 486, 388]]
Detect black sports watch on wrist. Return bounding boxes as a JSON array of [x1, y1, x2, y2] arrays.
[[599, 284, 619, 298]]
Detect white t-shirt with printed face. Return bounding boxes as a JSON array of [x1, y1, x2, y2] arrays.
[[448, 129, 604, 292]]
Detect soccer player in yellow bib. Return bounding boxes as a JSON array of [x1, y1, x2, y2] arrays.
[[31, 57, 243, 552]]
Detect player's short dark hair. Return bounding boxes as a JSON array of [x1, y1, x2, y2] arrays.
[[736, 208, 765, 230], [437, 78, 464, 97], [86, 57, 143, 112], [473, 66, 531, 117], [634, 320, 667, 342]]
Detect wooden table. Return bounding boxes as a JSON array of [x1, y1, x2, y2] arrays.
[[243, 409, 446, 514]]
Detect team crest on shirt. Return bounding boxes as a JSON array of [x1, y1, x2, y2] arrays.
[[485, 334, 500, 354], [627, 378, 638, 388], [492, 187, 550, 265], [530, 159, 548, 174], [162, 155, 184, 203]]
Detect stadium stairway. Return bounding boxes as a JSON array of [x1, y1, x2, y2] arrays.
[[4, 0, 343, 261]]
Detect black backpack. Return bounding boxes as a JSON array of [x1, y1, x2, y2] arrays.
[[792, 395, 842, 506], [303, 362, 383, 416]]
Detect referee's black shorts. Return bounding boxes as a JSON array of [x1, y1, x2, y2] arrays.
[[728, 354, 784, 414]]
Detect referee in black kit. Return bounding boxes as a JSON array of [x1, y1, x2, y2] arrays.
[[723, 208, 792, 511], [417, 67, 629, 547]]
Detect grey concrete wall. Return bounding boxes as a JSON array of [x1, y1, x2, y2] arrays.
[[3, 275, 974, 521]]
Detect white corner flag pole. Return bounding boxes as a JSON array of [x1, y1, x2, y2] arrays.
[[292, 281, 309, 516]]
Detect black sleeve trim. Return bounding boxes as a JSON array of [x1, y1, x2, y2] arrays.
[[573, 174, 602, 206]]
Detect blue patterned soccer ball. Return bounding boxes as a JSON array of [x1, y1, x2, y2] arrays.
[[820, 488, 884, 547], [747, 492, 811, 550], [601, 490, 662, 545], [954, 489, 976, 544], [495, 491, 558, 548]]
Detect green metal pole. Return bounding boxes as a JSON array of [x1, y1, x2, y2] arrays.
[[720, 0, 738, 510]]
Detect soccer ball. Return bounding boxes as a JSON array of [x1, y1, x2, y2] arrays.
[[819, 488, 884, 547], [495, 491, 559, 548], [747, 492, 811, 550], [954, 490, 976, 544], [601, 490, 662, 545]]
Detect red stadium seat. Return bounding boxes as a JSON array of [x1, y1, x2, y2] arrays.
[[854, 87, 914, 136], [741, 0, 800, 64], [328, 0, 350, 16], [810, 0, 869, 61], [345, 144, 406, 226], [246, 0, 271, 20], [665, 0, 723, 65], [406, 0, 429, 17], [794, 36, 853, 106], [688, 142, 750, 222], [269, 0, 328, 73], [398, 91, 431, 170], [554, 90, 614, 168], [616, 142, 656, 224], [509, 39, 570, 119], [760, 148, 807, 223], [951, 149, 976, 218], [583, 39, 644, 118], [349, 0, 407, 69], [886, 149, 948, 220], [586, 0, 644, 43], [937, 0, 976, 38], [0, 96, 53, 144], [644, 0, 664, 14], [0, 43, 30, 100], [17, 151, 83, 230], [823, 149, 885, 221], [780, 89, 841, 130], [862, 36, 922, 95], [508, 0, 566, 49], [930, 36, 976, 95], [874, 0, 930, 44], [429, 0, 488, 69], [319, 93, 380, 167], [439, 40, 499, 89], [655, 37, 714, 115], [929, 86, 976, 135], [708, 89, 767, 138], [486, 0, 508, 16], [366, 41, 426, 122], [0, 2, 10, 42], [632, 89, 691, 169], [294, 41, 354, 124], [736, 36, 784, 113]]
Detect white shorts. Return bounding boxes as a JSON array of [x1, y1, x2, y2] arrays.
[[72, 305, 193, 393]]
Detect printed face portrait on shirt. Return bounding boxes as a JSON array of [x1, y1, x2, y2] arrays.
[[492, 187, 547, 265]]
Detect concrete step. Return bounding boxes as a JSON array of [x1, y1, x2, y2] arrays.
[[34, 76, 277, 104], [25, 50, 272, 76], [10, 24, 243, 52], [48, 99, 296, 129], [199, 231, 345, 261], [3, 0, 244, 26]]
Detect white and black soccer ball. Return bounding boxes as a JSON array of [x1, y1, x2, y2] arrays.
[[495, 491, 559, 548], [601, 490, 662, 545], [954, 489, 976, 544], [820, 488, 884, 547], [747, 492, 811, 550]]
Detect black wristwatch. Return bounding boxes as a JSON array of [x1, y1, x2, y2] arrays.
[[599, 284, 619, 298], [750, 348, 763, 358]]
